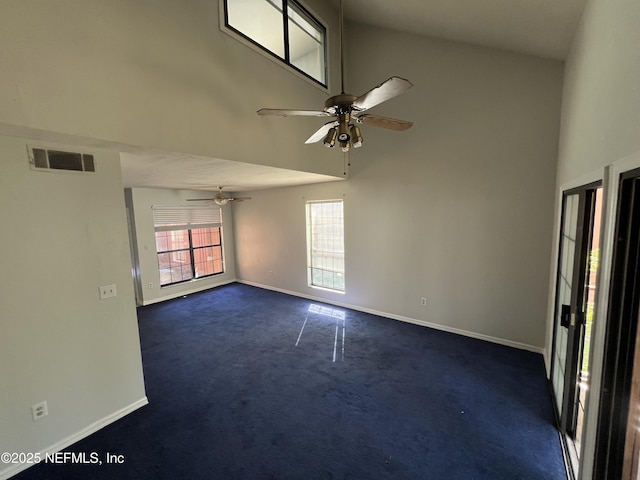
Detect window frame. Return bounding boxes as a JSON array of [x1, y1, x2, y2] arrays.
[[306, 199, 345, 293], [221, 0, 328, 89], [152, 206, 225, 288], [155, 226, 224, 288]]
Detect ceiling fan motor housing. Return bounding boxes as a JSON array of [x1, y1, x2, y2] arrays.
[[324, 96, 356, 145], [324, 94, 358, 114]]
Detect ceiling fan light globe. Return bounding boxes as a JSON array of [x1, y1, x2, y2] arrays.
[[350, 125, 363, 147], [323, 127, 338, 148], [340, 141, 350, 152]]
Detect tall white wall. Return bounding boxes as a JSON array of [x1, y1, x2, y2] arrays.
[[556, 0, 640, 186], [551, 0, 640, 477], [0, 135, 147, 479], [233, 24, 564, 351], [0, 0, 344, 178], [125, 187, 237, 305]]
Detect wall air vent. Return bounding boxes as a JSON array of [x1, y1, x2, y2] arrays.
[[29, 147, 96, 173]]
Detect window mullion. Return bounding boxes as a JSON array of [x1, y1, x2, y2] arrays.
[[282, 0, 290, 63], [159, 247, 189, 255], [188, 229, 196, 276]]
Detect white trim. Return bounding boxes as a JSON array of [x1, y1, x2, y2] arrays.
[[0, 397, 148, 480], [238, 280, 544, 354], [579, 150, 640, 480], [143, 278, 236, 306]]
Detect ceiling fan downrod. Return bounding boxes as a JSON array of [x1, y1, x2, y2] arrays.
[[339, 0, 346, 95]]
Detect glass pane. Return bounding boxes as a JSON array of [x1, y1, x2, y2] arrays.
[[157, 251, 193, 286], [155, 230, 190, 252], [574, 188, 603, 454], [553, 193, 580, 409], [288, 3, 325, 83], [193, 246, 224, 277], [227, 0, 285, 58], [192, 227, 220, 248], [155, 231, 170, 252]]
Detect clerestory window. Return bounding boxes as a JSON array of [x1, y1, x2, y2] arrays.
[[223, 0, 327, 86]]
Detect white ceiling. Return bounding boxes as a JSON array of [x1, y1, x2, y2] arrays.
[[120, 151, 342, 193], [344, 0, 586, 61]]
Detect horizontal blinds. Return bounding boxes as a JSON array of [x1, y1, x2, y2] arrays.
[[152, 205, 222, 231]]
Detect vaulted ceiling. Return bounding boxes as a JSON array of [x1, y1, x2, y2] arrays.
[[122, 0, 586, 192], [344, 0, 585, 61]]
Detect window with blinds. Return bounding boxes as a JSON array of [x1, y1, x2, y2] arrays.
[[152, 206, 224, 286], [306, 200, 345, 292]]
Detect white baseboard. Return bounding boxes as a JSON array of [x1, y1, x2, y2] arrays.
[[0, 397, 148, 480], [238, 280, 544, 354], [142, 279, 236, 306]]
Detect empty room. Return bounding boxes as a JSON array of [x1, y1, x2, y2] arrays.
[[1, 0, 640, 479]]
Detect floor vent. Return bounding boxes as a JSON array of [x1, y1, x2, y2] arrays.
[[29, 147, 96, 173]]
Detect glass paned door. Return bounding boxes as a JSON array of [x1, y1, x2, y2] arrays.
[[551, 184, 603, 474], [552, 193, 580, 412]]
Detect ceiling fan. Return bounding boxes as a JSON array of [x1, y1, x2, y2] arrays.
[[187, 186, 252, 206], [257, 0, 414, 152]]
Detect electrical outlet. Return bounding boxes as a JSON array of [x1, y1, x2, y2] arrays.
[[99, 284, 117, 299], [420, 297, 427, 306], [32, 401, 48, 421]]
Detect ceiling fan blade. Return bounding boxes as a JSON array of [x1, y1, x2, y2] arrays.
[[186, 198, 216, 201], [257, 108, 331, 117], [352, 77, 413, 112], [355, 114, 413, 131], [230, 197, 252, 202], [305, 121, 339, 144]]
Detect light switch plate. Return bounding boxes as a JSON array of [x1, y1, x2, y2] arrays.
[[99, 284, 117, 299]]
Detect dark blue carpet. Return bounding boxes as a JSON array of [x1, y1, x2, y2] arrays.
[[15, 283, 566, 479]]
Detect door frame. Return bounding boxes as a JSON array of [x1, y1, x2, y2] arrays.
[[593, 166, 640, 479], [571, 151, 640, 480]]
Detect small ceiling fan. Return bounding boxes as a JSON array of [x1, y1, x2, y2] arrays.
[[257, 0, 414, 152], [187, 186, 252, 206]]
